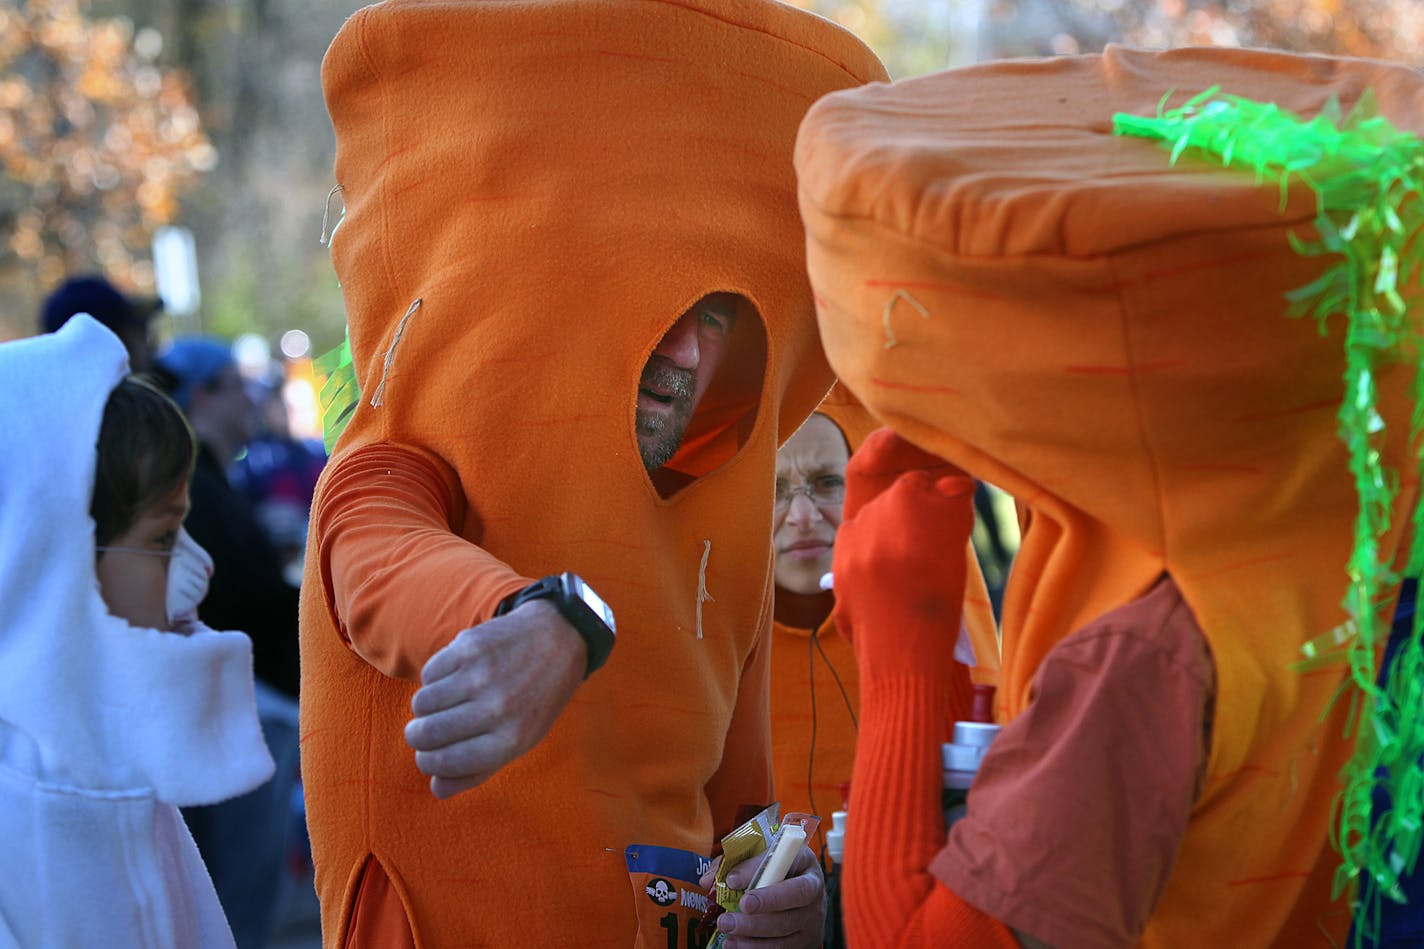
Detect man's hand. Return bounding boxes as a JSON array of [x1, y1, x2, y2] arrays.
[[698, 846, 825, 948], [403, 599, 586, 798]]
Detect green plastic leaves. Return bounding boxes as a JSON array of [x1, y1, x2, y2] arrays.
[[314, 331, 359, 454], [1115, 90, 1424, 940]]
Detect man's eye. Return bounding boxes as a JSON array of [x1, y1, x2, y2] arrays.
[[699, 310, 731, 336], [773, 480, 790, 501], [154, 531, 178, 551], [814, 475, 845, 490]]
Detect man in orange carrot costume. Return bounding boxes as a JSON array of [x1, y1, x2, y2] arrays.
[[796, 46, 1424, 947], [299, 1, 886, 946]]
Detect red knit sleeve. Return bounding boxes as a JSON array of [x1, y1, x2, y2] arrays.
[[843, 675, 1018, 948], [313, 442, 533, 681]]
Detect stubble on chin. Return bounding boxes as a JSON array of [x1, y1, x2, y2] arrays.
[[636, 405, 689, 471]]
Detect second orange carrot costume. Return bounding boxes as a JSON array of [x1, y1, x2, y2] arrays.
[[798, 45, 1424, 947]]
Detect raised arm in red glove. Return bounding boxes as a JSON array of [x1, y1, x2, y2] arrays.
[[832, 430, 1020, 948]]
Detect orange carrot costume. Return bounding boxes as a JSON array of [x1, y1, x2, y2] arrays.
[[796, 46, 1424, 946], [298, 1, 885, 946]]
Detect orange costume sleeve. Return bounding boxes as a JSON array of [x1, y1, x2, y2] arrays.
[[314, 443, 531, 681]]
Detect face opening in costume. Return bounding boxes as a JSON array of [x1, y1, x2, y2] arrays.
[[636, 292, 739, 472]]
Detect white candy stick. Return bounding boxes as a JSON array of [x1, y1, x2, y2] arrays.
[[751, 824, 806, 889]]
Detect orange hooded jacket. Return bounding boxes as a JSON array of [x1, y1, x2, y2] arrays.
[[797, 46, 1424, 946], [298, 1, 885, 945]]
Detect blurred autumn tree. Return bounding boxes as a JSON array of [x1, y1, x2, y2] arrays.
[[0, 0, 213, 340], [2, 0, 1419, 347], [793, 0, 1422, 76]]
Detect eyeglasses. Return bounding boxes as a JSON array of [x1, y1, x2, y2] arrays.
[[774, 475, 845, 513]]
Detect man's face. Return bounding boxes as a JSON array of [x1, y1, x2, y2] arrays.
[[773, 413, 848, 595], [195, 365, 258, 448], [635, 293, 737, 472]]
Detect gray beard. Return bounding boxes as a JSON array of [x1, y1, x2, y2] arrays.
[[636, 363, 695, 471]]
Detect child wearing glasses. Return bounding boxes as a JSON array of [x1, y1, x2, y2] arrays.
[[0, 315, 273, 948]]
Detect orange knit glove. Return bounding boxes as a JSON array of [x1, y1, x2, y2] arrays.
[[832, 430, 976, 682]]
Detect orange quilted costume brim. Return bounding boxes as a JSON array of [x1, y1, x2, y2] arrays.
[[797, 45, 1424, 946]]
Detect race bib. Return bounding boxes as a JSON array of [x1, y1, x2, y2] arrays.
[[626, 844, 714, 949]]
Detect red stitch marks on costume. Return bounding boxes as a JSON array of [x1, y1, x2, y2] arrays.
[[1226, 870, 1312, 887], [691, 134, 778, 167], [1233, 398, 1339, 423], [1063, 361, 1184, 376], [372, 143, 420, 178], [1209, 763, 1280, 783], [731, 69, 817, 105], [1176, 463, 1266, 474], [596, 48, 683, 66], [1190, 550, 1295, 580], [1081, 250, 1278, 294], [870, 377, 960, 395]]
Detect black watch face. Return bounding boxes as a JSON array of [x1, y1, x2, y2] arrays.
[[567, 575, 616, 634]]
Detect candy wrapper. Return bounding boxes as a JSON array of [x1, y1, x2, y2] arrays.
[[701, 805, 821, 948]]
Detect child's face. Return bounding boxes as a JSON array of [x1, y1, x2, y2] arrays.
[[96, 481, 191, 630]]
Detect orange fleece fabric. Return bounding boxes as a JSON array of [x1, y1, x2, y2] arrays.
[[797, 46, 1424, 946], [300, 1, 886, 946]]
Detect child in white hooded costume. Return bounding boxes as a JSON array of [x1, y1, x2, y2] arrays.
[[0, 315, 274, 948]]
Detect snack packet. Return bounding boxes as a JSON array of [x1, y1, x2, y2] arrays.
[[702, 806, 821, 948], [711, 803, 779, 916]]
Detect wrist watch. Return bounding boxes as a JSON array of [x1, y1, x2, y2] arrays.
[[495, 572, 617, 678]]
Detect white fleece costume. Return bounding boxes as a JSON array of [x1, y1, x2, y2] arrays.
[[0, 316, 274, 948]]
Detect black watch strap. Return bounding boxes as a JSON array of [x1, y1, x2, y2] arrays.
[[495, 573, 616, 678]]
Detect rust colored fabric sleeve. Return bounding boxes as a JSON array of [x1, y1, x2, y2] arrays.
[[933, 577, 1213, 948], [314, 443, 533, 681]]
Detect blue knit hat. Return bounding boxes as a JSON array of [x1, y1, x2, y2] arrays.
[[155, 337, 235, 410]]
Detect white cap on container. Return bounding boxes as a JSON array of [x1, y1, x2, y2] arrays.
[[825, 809, 848, 863], [942, 721, 1001, 789]]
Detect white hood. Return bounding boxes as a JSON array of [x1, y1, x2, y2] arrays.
[[0, 316, 273, 805]]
